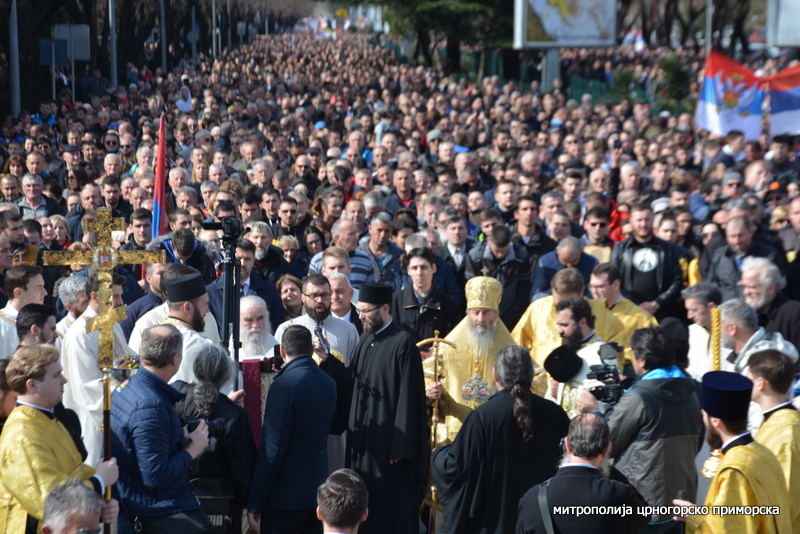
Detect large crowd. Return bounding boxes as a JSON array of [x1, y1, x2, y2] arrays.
[[0, 29, 798, 534]]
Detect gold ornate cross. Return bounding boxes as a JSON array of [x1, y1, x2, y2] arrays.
[[44, 208, 166, 367]]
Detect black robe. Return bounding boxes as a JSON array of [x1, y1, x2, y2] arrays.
[[320, 319, 428, 534], [431, 389, 570, 534]]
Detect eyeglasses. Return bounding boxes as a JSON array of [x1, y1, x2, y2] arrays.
[[120, 144, 132, 148], [701, 231, 720, 239], [356, 305, 381, 316], [726, 182, 743, 188], [303, 292, 331, 301]]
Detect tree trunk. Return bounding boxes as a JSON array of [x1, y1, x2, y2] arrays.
[[446, 30, 460, 73]]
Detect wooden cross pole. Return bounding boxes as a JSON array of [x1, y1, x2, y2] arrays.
[[44, 208, 166, 366], [44, 207, 165, 523]]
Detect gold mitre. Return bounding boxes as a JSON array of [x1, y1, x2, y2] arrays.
[[465, 276, 503, 312]]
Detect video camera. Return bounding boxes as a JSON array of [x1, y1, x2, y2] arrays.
[[182, 415, 229, 440], [201, 216, 244, 239], [587, 342, 623, 404]]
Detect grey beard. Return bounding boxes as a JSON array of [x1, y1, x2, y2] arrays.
[[242, 327, 271, 357], [255, 247, 268, 261], [467, 323, 497, 356]]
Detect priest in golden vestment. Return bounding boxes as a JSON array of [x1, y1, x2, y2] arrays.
[[512, 268, 626, 369], [746, 349, 800, 533], [674, 370, 791, 534], [0, 344, 119, 534], [588, 264, 658, 364], [425, 276, 546, 446]]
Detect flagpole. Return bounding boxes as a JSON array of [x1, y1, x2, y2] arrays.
[[153, 114, 167, 240], [705, 0, 713, 56]]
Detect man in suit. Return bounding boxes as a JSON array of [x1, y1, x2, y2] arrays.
[[516, 414, 649, 534], [439, 215, 474, 291], [206, 238, 284, 335], [247, 325, 336, 534], [328, 273, 363, 335]]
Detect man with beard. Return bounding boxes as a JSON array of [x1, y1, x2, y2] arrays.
[[673, 371, 791, 534], [207, 238, 284, 335], [54, 275, 89, 341], [161, 271, 216, 385], [247, 222, 289, 284], [741, 257, 800, 352], [128, 264, 221, 353], [542, 298, 609, 419], [317, 283, 428, 534], [426, 276, 526, 446], [236, 295, 279, 445], [274, 273, 359, 473], [61, 271, 134, 465]]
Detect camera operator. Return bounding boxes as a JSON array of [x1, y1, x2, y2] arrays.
[[174, 343, 257, 534], [543, 298, 619, 418], [579, 327, 703, 533]]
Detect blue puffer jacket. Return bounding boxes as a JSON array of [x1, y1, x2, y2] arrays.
[[110, 367, 200, 518]]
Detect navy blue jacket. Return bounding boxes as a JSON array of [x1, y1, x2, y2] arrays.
[[110, 367, 200, 518], [384, 192, 416, 217], [206, 271, 284, 335], [247, 355, 336, 512]]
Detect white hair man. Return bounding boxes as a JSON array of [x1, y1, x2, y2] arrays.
[[54, 275, 89, 339], [720, 298, 799, 430], [740, 256, 800, 351], [41, 479, 105, 534]]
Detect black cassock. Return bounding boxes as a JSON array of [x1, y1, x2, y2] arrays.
[[320, 319, 429, 534], [431, 389, 570, 534]]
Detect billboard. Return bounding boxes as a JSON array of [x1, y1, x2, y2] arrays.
[[514, 0, 616, 49], [768, 0, 800, 47]]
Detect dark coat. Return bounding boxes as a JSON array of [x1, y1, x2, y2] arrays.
[[254, 244, 290, 284], [247, 356, 336, 512], [118, 290, 163, 342], [530, 250, 598, 300], [345, 302, 363, 335], [607, 374, 703, 522], [152, 236, 219, 286], [384, 192, 416, 217], [610, 236, 683, 308], [516, 466, 650, 534], [432, 389, 569, 534], [707, 241, 786, 302], [464, 242, 534, 330], [319, 320, 428, 534], [439, 238, 476, 290], [110, 367, 200, 519], [392, 282, 461, 345], [393, 256, 465, 308], [758, 293, 800, 352], [207, 271, 284, 336], [119, 233, 148, 280]]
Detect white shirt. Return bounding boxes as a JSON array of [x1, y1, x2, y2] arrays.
[[128, 302, 220, 353], [61, 306, 134, 466], [274, 313, 360, 366], [0, 302, 19, 360]]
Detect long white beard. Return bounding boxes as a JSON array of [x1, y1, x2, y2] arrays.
[[242, 326, 272, 357], [467, 323, 497, 357]]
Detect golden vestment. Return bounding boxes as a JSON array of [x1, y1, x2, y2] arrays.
[[606, 297, 658, 364], [755, 407, 800, 534], [511, 296, 626, 369], [687, 440, 791, 534], [0, 406, 95, 533], [423, 317, 545, 445]]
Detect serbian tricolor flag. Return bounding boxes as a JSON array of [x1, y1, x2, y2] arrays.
[[766, 63, 800, 136], [152, 114, 167, 240], [696, 50, 764, 141]]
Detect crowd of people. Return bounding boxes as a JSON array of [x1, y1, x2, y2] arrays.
[[0, 28, 798, 534]]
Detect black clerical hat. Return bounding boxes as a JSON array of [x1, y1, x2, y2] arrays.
[[358, 283, 392, 306], [701, 371, 752, 421], [166, 272, 207, 303], [544, 345, 583, 383]]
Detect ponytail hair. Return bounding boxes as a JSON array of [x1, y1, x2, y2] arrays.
[[495, 345, 535, 442]]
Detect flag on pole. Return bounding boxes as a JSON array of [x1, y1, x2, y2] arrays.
[[633, 30, 645, 52], [152, 114, 167, 240], [766, 63, 800, 136], [696, 51, 764, 141]]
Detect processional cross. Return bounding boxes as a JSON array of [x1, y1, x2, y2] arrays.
[[44, 207, 165, 528]]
